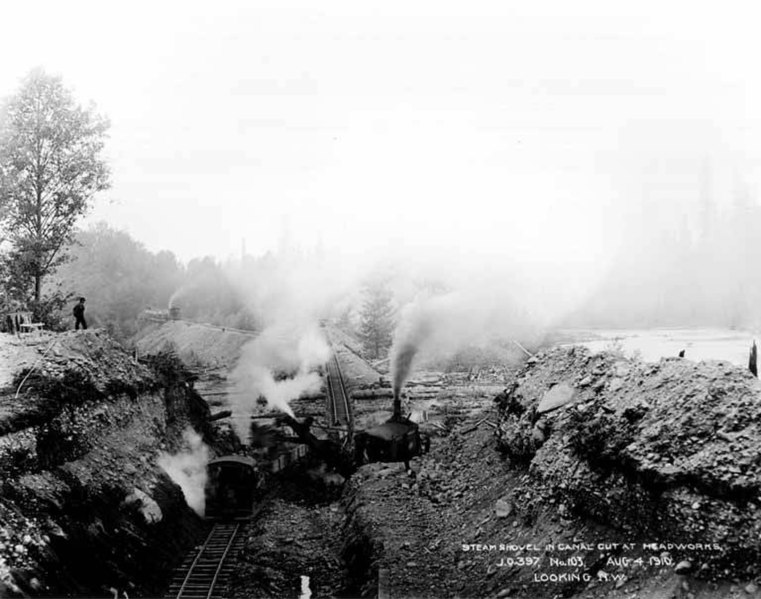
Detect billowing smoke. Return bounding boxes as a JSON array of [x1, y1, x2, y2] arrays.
[[157, 428, 209, 516], [220, 248, 360, 442], [390, 288, 542, 397], [229, 323, 331, 440]]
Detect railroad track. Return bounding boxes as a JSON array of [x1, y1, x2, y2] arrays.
[[165, 523, 242, 599], [325, 352, 353, 437]]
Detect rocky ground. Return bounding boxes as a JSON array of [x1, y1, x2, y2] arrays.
[[342, 414, 761, 599], [222, 468, 348, 599], [0, 333, 42, 388], [496, 347, 761, 580]]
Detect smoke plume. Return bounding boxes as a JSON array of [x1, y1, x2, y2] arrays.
[[390, 289, 542, 397], [157, 428, 209, 516], [390, 300, 435, 399]]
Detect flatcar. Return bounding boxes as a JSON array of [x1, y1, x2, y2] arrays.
[[270, 443, 309, 474], [205, 455, 260, 520]]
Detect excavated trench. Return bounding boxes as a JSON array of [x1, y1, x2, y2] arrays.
[[217, 468, 354, 599], [8, 326, 761, 599]]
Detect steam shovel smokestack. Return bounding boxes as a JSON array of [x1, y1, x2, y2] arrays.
[[392, 390, 402, 420]]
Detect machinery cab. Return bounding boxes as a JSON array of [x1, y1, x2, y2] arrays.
[[354, 415, 429, 469]]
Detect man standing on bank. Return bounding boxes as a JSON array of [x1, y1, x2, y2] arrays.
[[73, 297, 87, 330]]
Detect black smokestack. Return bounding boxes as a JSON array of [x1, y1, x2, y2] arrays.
[[391, 342, 419, 418]]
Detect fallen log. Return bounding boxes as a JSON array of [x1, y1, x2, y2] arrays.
[[352, 389, 395, 400], [462, 416, 492, 434], [351, 388, 441, 400], [208, 410, 232, 421]]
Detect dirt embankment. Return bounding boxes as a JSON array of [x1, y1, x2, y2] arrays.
[[135, 320, 255, 369], [496, 347, 761, 579], [341, 347, 761, 599], [0, 330, 212, 597], [323, 325, 383, 392]]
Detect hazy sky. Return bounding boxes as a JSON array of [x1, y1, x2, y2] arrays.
[[2, 1, 760, 282]]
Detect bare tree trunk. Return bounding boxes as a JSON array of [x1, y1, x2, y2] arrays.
[[34, 274, 41, 303]]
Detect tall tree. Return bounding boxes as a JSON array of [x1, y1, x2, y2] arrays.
[[0, 68, 110, 301], [358, 279, 395, 360]]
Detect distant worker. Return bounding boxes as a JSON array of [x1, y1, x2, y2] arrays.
[[73, 297, 87, 330], [750, 341, 758, 378], [678, 349, 685, 358]]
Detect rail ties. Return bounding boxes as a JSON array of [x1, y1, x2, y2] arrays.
[[166, 523, 241, 599]]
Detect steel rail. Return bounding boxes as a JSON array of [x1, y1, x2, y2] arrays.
[[325, 352, 353, 439], [205, 524, 239, 599], [168, 523, 240, 599]]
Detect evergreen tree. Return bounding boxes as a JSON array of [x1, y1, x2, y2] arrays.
[[358, 279, 395, 359]]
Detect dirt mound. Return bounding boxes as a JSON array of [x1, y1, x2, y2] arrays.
[[323, 325, 382, 392], [496, 346, 761, 579], [135, 321, 254, 368], [0, 333, 44, 389], [35, 329, 152, 390]]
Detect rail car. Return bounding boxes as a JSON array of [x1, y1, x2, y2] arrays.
[[269, 443, 309, 473], [205, 456, 260, 520]]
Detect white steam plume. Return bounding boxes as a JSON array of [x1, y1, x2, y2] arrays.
[[157, 428, 209, 516], [230, 323, 331, 440]]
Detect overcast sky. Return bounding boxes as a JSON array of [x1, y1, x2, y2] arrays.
[[2, 1, 760, 283]]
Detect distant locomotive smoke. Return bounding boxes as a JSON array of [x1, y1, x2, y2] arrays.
[[157, 428, 209, 516], [167, 284, 187, 310]]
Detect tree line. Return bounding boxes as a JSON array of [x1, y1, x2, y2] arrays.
[[570, 181, 761, 331], [0, 69, 258, 336]]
